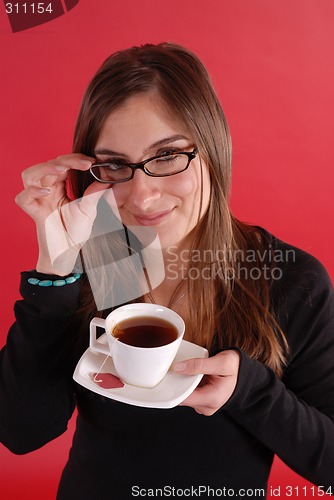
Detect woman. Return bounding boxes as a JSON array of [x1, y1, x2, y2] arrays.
[[1, 43, 333, 498]]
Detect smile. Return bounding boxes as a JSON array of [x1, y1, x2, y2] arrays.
[[131, 209, 173, 226]]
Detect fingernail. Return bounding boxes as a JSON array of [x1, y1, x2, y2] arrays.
[[40, 187, 51, 194], [174, 362, 186, 372], [55, 166, 69, 172], [79, 160, 92, 167]]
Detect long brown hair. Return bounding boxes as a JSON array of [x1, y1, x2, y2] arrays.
[[69, 43, 288, 375]]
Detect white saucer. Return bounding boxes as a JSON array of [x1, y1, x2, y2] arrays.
[[73, 334, 208, 409]]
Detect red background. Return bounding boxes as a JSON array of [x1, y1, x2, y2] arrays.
[[1, 1, 333, 498]]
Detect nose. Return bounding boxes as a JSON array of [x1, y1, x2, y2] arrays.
[[127, 170, 161, 210]]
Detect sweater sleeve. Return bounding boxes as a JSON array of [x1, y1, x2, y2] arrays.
[[223, 244, 334, 489], [0, 271, 81, 454]]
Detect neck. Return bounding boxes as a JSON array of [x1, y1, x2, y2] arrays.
[[142, 242, 192, 308]]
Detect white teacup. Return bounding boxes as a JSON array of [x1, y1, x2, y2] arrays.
[[90, 303, 185, 388]]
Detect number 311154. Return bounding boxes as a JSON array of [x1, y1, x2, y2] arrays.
[[5, 3, 54, 14]]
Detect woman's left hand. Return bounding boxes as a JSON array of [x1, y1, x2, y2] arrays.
[[173, 350, 241, 416]]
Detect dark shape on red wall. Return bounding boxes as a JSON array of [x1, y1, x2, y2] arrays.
[[4, 0, 80, 33], [64, 0, 79, 10]]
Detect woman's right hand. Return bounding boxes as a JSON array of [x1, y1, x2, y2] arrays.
[[15, 153, 107, 275]]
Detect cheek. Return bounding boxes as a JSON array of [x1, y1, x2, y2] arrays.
[[105, 169, 202, 211], [109, 174, 198, 203], [107, 184, 128, 207], [102, 186, 126, 220], [168, 170, 200, 200]]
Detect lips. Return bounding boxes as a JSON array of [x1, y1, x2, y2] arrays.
[[131, 209, 173, 226]]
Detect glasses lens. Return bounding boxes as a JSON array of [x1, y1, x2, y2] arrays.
[[146, 153, 189, 176], [91, 163, 132, 183]]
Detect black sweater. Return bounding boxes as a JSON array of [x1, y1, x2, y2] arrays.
[[1, 233, 334, 499]]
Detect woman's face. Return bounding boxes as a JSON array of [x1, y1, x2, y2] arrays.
[[94, 92, 211, 250]]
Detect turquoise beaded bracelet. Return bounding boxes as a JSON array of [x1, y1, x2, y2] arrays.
[[28, 273, 82, 287]]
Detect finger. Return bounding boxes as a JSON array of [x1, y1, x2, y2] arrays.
[[22, 167, 63, 189], [22, 154, 95, 188], [173, 351, 239, 377], [56, 153, 95, 165], [173, 356, 225, 376], [15, 186, 56, 221], [174, 357, 207, 376], [22, 165, 67, 190], [15, 185, 52, 208], [180, 382, 215, 408], [52, 153, 95, 171]]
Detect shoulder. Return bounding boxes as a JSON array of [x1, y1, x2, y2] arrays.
[[258, 228, 334, 359], [259, 228, 333, 299]]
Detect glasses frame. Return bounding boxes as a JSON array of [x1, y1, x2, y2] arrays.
[[90, 147, 198, 184]]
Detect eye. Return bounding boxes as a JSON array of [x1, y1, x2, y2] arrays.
[[155, 150, 183, 163], [156, 154, 179, 163], [147, 152, 188, 175], [100, 161, 127, 172], [100, 160, 128, 171], [91, 160, 132, 182], [158, 148, 179, 157], [154, 149, 183, 163]]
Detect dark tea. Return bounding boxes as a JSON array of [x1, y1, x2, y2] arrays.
[[112, 316, 178, 348]]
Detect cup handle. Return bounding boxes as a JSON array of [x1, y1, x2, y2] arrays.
[[90, 317, 110, 355]]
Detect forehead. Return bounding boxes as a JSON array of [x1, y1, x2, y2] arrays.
[[95, 92, 190, 153]]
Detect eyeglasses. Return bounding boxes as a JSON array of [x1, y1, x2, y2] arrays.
[[90, 147, 198, 184]]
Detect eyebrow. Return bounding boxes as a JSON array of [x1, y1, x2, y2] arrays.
[[94, 134, 190, 158]]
